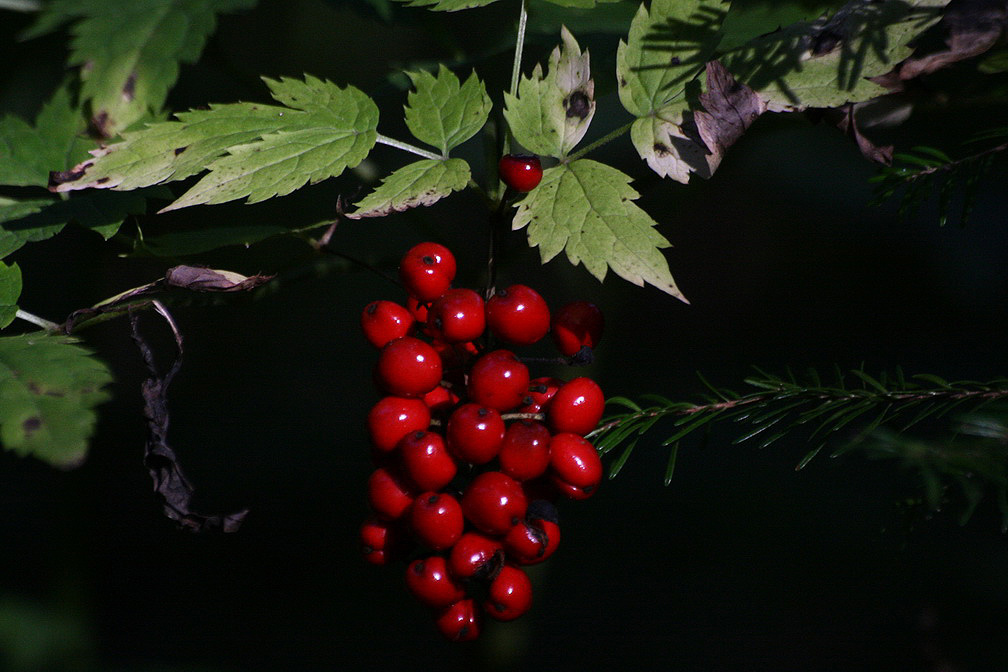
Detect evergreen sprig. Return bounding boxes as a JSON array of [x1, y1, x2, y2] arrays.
[[591, 368, 1008, 527], [869, 128, 1008, 227]]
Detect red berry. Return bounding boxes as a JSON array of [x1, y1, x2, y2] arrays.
[[498, 154, 543, 192], [549, 433, 602, 500], [447, 532, 504, 580], [485, 285, 550, 346], [468, 350, 530, 412], [435, 598, 481, 642], [462, 471, 527, 536], [547, 377, 604, 436], [421, 384, 460, 416], [498, 420, 552, 481], [406, 296, 429, 323], [504, 518, 559, 565], [519, 376, 563, 414], [399, 242, 456, 302], [360, 516, 403, 566], [428, 289, 486, 344], [446, 403, 505, 465], [375, 336, 443, 397], [367, 467, 415, 520], [399, 430, 457, 491], [361, 300, 415, 349], [484, 565, 533, 621], [406, 556, 466, 608], [409, 492, 464, 550], [551, 301, 604, 357], [367, 396, 431, 453]]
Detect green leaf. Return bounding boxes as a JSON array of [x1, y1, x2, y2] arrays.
[[159, 76, 379, 211], [404, 66, 492, 155], [0, 85, 88, 187], [616, 0, 727, 117], [629, 103, 714, 182], [541, 0, 625, 7], [391, 0, 497, 11], [0, 333, 113, 468], [718, 2, 838, 51], [47, 0, 258, 135], [0, 198, 67, 259], [0, 262, 21, 329], [137, 224, 290, 256], [512, 159, 687, 300], [347, 158, 470, 219], [722, 0, 949, 111], [503, 27, 595, 158], [1, 190, 152, 252]]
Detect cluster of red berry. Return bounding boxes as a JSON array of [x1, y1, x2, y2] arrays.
[[358, 241, 605, 641]]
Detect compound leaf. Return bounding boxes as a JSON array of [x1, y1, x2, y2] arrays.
[[391, 0, 498, 11], [0, 262, 21, 329], [0, 85, 89, 188], [405, 66, 492, 155], [0, 333, 113, 469], [347, 158, 470, 219], [512, 159, 686, 301], [503, 27, 595, 158]]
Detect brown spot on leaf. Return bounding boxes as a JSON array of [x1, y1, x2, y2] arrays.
[[564, 91, 591, 120], [174, 146, 188, 156], [653, 142, 670, 155], [123, 71, 137, 101], [49, 168, 86, 187], [96, 177, 109, 184], [89, 111, 112, 140], [22, 417, 41, 435], [669, 56, 681, 66]]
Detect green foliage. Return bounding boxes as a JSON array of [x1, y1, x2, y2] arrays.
[[0, 262, 21, 329], [592, 368, 1008, 527], [512, 159, 686, 300], [348, 158, 471, 218], [0, 333, 113, 468], [391, 0, 497, 11], [870, 131, 1008, 227], [404, 66, 492, 156], [24, 0, 257, 136], [0, 85, 88, 188]]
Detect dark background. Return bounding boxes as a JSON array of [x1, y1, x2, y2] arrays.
[[2, 1, 1008, 670]]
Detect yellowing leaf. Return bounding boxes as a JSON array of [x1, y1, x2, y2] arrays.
[[347, 158, 470, 219]]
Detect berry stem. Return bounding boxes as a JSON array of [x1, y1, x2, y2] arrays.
[[375, 133, 445, 161], [14, 309, 60, 332], [502, 0, 528, 157]]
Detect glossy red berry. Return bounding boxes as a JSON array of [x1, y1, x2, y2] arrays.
[[367, 396, 431, 453], [447, 532, 504, 580], [367, 467, 415, 520], [360, 517, 403, 566], [549, 433, 603, 500], [375, 336, 443, 398], [519, 376, 563, 414], [406, 556, 466, 608], [428, 289, 486, 344], [498, 154, 542, 192], [399, 242, 456, 302], [503, 518, 559, 565], [551, 301, 604, 357], [446, 403, 505, 465], [468, 350, 530, 412], [498, 420, 552, 481], [485, 285, 550, 346], [409, 492, 464, 550], [435, 598, 481, 642], [461, 471, 528, 536], [547, 377, 605, 436], [361, 300, 415, 349], [421, 384, 461, 416], [399, 430, 457, 491], [484, 565, 533, 621]]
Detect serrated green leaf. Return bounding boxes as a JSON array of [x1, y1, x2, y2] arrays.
[[630, 105, 714, 182], [616, 0, 726, 116], [53, 0, 257, 135], [347, 158, 470, 219], [0, 198, 67, 259], [2, 190, 151, 250], [0, 85, 88, 188], [160, 76, 379, 211], [503, 27, 595, 158], [405, 66, 492, 155], [512, 159, 687, 300], [722, 0, 949, 111], [0, 333, 112, 468], [0, 262, 21, 329], [391, 0, 497, 10]]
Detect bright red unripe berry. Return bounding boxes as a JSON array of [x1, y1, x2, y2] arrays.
[[399, 242, 456, 302], [361, 300, 415, 349], [484, 565, 533, 621], [486, 285, 550, 345], [468, 350, 530, 412], [551, 301, 604, 357], [498, 154, 543, 192], [547, 377, 604, 436], [375, 336, 443, 397]]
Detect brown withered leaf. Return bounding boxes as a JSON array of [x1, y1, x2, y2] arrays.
[[163, 266, 273, 292], [130, 306, 248, 533], [694, 61, 768, 175]]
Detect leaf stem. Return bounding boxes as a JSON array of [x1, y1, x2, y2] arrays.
[[14, 309, 60, 332], [374, 134, 444, 161], [502, 0, 528, 157], [0, 0, 42, 10], [567, 120, 635, 162]]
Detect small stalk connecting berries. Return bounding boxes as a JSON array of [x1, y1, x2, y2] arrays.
[[358, 242, 606, 641]]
